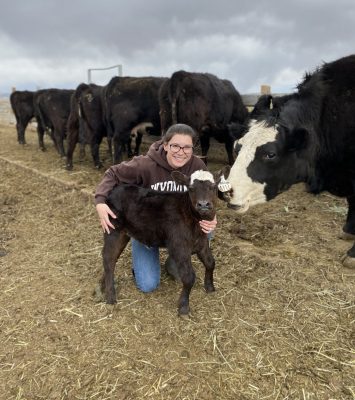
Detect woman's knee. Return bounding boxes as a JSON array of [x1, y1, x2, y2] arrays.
[[136, 277, 160, 293]]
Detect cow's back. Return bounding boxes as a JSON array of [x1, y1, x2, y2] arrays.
[[10, 90, 34, 120]]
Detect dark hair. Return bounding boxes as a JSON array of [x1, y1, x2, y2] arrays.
[[162, 123, 198, 145]]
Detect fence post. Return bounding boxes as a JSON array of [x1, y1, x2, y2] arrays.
[[260, 85, 271, 95]]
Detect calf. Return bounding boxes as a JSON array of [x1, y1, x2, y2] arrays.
[[99, 169, 223, 315]]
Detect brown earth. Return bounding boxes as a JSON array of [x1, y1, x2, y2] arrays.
[[0, 100, 354, 399]]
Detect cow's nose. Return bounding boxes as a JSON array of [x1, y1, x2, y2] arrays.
[[227, 203, 242, 210]]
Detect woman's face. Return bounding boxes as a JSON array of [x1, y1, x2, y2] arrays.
[[163, 133, 194, 169]]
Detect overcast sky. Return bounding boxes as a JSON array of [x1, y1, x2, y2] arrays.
[[1, 0, 354, 96]]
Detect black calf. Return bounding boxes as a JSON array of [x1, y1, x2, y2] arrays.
[[99, 169, 223, 315]]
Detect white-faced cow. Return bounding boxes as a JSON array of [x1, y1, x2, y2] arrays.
[[227, 55, 355, 269], [99, 169, 223, 315]]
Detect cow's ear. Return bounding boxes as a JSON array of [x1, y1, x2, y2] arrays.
[[171, 171, 190, 186], [285, 127, 309, 153]]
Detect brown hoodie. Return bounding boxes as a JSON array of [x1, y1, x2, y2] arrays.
[[94, 140, 207, 204]]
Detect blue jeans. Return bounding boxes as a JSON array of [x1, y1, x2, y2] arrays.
[[131, 239, 160, 292], [131, 232, 214, 293]]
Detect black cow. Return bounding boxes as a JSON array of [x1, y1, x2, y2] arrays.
[[103, 76, 167, 163], [33, 88, 74, 156], [159, 70, 249, 165], [98, 169, 223, 315], [249, 94, 273, 120], [228, 94, 275, 142], [66, 83, 111, 170], [226, 54, 355, 269], [9, 90, 35, 144]]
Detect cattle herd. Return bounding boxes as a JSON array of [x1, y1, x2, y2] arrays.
[[9, 55, 355, 311], [10, 71, 247, 169]]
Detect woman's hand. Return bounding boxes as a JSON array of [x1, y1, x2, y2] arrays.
[[96, 203, 117, 234], [199, 215, 217, 234]]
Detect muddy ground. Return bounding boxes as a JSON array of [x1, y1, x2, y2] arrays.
[[0, 100, 354, 399]]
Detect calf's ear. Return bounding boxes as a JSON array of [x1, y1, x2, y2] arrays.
[[171, 171, 190, 186], [214, 165, 231, 184], [285, 127, 309, 153]]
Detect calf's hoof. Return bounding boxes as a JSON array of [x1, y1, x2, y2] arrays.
[[92, 284, 105, 303], [66, 164, 73, 171], [338, 231, 355, 240], [205, 284, 215, 293], [178, 305, 190, 316], [341, 255, 355, 269]]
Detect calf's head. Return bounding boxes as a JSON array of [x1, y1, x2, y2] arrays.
[[171, 170, 222, 220]]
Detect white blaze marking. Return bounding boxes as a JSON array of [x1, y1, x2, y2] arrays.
[[228, 121, 278, 212], [190, 170, 214, 184]]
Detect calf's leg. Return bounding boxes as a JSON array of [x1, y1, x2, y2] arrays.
[[172, 256, 195, 315], [196, 240, 216, 293], [101, 230, 130, 303]]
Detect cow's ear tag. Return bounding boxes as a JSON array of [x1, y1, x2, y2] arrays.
[[218, 175, 232, 192]]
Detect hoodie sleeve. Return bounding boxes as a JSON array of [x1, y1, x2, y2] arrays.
[[94, 158, 144, 204]]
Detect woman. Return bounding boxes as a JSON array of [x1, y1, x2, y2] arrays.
[[95, 123, 217, 292]]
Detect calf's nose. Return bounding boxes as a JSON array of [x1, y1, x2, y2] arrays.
[[197, 200, 211, 209]]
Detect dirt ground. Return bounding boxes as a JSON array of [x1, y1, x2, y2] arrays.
[[0, 99, 354, 399]]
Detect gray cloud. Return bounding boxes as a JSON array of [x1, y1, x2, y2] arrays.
[[1, 0, 355, 95]]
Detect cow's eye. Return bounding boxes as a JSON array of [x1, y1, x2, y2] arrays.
[[263, 152, 276, 160]]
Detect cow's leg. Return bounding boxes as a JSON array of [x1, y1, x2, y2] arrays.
[[66, 124, 79, 170], [106, 137, 113, 161], [17, 117, 30, 144], [53, 126, 66, 157], [36, 120, 46, 151], [113, 135, 125, 164], [199, 134, 210, 165], [196, 239, 216, 293], [224, 135, 235, 166], [342, 242, 355, 269], [91, 136, 103, 169], [341, 195, 355, 239], [133, 131, 143, 156], [101, 230, 130, 304], [126, 136, 134, 158], [79, 143, 86, 160]]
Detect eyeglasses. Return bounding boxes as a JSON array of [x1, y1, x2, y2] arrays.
[[169, 143, 194, 155]]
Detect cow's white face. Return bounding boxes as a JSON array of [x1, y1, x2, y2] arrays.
[[227, 121, 279, 213]]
